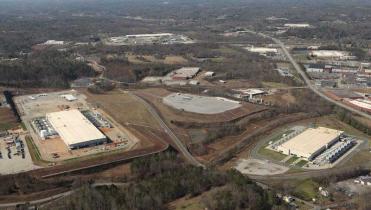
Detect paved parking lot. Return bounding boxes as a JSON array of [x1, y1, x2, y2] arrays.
[[163, 93, 241, 114], [0, 135, 39, 175]]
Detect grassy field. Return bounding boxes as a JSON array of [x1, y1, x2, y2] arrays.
[[85, 90, 161, 130], [262, 81, 289, 88], [293, 179, 319, 201], [258, 147, 287, 161], [25, 136, 50, 165], [296, 160, 308, 167], [0, 108, 18, 131], [286, 156, 299, 164]]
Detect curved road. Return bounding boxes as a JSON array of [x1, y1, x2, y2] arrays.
[[246, 30, 371, 120], [126, 90, 205, 168]]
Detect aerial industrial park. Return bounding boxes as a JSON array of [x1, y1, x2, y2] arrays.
[[0, 1, 371, 210]]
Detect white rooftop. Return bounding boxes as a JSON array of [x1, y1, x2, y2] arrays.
[[171, 67, 200, 78], [43, 40, 64, 45], [277, 127, 343, 159], [284, 23, 311, 28], [247, 47, 278, 53], [348, 99, 371, 110], [46, 110, 106, 147], [235, 89, 265, 95], [310, 50, 349, 57], [60, 94, 77, 101], [126, 33, 174, 38]]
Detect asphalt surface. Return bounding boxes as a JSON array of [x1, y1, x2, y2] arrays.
[[126, 90, 205, 168], [246, 30, 371, 120]]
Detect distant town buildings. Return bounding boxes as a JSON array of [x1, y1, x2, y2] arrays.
[[309, 50, 356, 60], [246, 46, 278, 56], [105, 33, 194, 46], [43, 40, 65, 45], [141, 67, 201, 86], [284, 23, 312, 28], [170, 67, 200, 80]]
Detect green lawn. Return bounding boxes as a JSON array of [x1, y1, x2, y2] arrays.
[[293, 179, 319, 201], [258, 147, 287, 161], [286, 156, 299, 164], [25, 136, 44, 163], [296, 160, 308, 167]]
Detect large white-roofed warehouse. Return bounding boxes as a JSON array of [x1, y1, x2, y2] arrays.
[[46, 109, 107, 150], [276, 127, 344, 161]]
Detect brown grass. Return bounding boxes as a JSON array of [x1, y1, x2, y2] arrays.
[[0, 108, 18, 131], [85, 90, 161, 130]]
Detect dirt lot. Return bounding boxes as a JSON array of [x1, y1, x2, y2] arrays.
[[263, 89, 297, 106], [0, 108, 18, 131], [234, 158, 289, 175]]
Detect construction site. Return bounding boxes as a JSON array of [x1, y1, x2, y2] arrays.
[[14, 90, 139, 162]]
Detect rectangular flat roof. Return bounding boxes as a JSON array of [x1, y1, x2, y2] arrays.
[[47, 109, 106, 146], [171, 67, 200, 78], [278, 127, 343, 158]]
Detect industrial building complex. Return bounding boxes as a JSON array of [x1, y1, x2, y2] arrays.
[[267, 126, 359, 168], [276, 127, 343, 161], [13, 90, 137, 162], [46, 110, 107, 150]]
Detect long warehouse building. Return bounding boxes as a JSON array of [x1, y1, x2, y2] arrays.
[[46, 109, 107, 150], [276, 127, 343, 161]]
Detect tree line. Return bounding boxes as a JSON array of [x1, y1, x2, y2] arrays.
[[0, 49, 96, 88], [55, 152, 287, 210]]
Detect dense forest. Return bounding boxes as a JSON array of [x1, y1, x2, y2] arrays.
[[0, 50, 95, 88], [50, 152, 287, 210]]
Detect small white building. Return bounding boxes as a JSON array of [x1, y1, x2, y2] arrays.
[[43, 40, 65, 45], [61, 94, 77, 102], [284, 23, 311, 28], [204, 71, 215, 77], [246, 47, 278, 56], [170, 67, 201, 80], [309, 50, 355, 60], [283, 196, 294, 203], [188, 80, 200, 85], [234, 89, 266, 99]]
